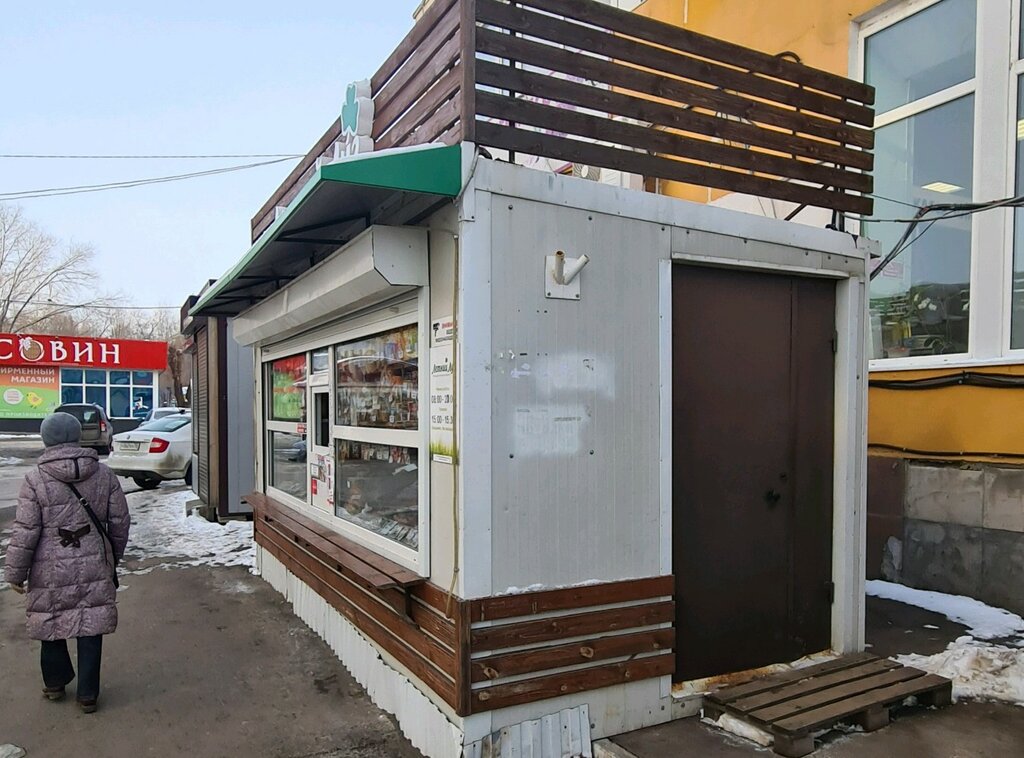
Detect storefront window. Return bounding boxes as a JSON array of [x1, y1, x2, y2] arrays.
[[85, 369, 106, 385], [335, 440, 418, 550], [269, 355, 307, 422], [269, 431, 307, 499], [61, 386, 83, 404], [335, 325, 418, 430], [110, 371, 130, 385], [110, 386, 131, 418], [311, 348, 330, 374], [61, 369, 83, 384], [133, 388, 153, 417], [133, 371, 154, 385], [85, 386, 106, 407]]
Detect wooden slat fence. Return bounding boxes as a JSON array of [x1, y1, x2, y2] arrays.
[[252, 0, 874, 240]]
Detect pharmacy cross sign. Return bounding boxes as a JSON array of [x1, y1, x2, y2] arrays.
[[337, 80, 374, 158]]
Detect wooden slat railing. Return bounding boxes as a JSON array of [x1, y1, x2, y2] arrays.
[[251, 0, 873, 241]]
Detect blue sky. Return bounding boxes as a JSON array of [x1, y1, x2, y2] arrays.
[[0, 1, 421, 307]]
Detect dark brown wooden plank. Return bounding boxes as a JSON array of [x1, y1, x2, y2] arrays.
[[376, 65, 462, 151], [412, 579, 458, 615], [257, 531, 459, 707], [749, 668, 926, 725], [373, 5, 460, 138], [259, 510, 400, 590], [475, 27, 873, 151], [773, 674, 952, 735], [472, 654, 673, 713], [475, 91, 871, 192], [469, 576, 674, 622], [455, 596, 473, 717], [472, 629, 674, 683], [389, 87, 462, 150], [474, 121, 873, 215], [249, 122, 338, 241], [475, 59, 872, 171], [729, 658, 900, 713], [470, 601, 674, 651], [460, 0, 477, 143], [371, 0, 458, 93], [511, 0, 874, 105], [708, 653, 879, 705], [257, 527, 458, 676], [252, 492, 423, 585], [475, 0, 874, 127]]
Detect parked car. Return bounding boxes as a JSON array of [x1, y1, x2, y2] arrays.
[[138, 407, 190, 426], [54, 403, 113, 455], [106, 415, 193, 490]]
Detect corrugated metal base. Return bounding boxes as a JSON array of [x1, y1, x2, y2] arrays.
[[257, 546, 464, 758], [465, 705, 593, 758]]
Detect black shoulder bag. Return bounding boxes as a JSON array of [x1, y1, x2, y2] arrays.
[[67, 483, 120, 589]]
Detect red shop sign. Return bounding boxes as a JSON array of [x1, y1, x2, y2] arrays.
[[0, 333, 167, 370]]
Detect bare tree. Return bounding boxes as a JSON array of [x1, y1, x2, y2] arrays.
[[0, 204, 109, 333]]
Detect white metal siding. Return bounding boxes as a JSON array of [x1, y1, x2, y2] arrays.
[[464, 705, 593, 758], [488, 199, 669, 590]]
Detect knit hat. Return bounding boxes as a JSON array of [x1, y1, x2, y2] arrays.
[[40, 412, 83, 447]]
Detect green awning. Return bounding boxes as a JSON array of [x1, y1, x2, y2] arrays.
[[191, 143, 463, 317]]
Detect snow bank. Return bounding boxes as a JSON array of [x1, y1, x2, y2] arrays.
[[703, 712, 773, 747], [867, 580, 1024, 640], [0, 434, 39, 440], [123, 487, 253, 574], [898, 638, 1024, 706], [0, 456, 24, 466]]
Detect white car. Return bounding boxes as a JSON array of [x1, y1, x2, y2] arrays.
[[107, 415, 193, 489]]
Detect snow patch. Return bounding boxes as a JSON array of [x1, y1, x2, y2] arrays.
[[0, 456, 23, 466], [496, 578, 607, 596], [0, 434, 39, 440], [123, 487, 253, 574], [897, 638, 1024, 706], [704, 712, 773, 748], [867, 580, 1024, 640]]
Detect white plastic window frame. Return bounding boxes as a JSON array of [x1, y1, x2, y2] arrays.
[[259, 292, 430, 575], [856, 0, 1018, 372]]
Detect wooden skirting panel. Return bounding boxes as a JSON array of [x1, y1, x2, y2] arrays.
[[468, 576, 675, 713], [249, 491, 674, 717]]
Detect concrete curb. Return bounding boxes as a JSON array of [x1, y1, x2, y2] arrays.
[[592, 739, 640, 758]]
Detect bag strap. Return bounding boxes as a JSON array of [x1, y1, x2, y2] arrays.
[[67, 482, 119, 569]]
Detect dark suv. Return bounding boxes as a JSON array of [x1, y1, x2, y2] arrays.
[[54, 403, 113, 455]]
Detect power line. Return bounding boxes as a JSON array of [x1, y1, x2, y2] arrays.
[[0, 157, 298, 200], [6, 299, 179, 310], [1, 153, 303, 159]]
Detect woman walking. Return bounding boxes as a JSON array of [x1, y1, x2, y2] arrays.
[[4, 411, 130, 713]]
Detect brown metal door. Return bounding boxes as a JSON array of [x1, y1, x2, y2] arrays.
[[672, 265, 835, 682]]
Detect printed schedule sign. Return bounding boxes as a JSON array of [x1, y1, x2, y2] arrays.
[[429, 344, 455, 463]]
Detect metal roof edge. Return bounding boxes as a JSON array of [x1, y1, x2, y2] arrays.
[[191, 143, 464, 317]]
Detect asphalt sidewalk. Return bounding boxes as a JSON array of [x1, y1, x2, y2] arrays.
[[0, 440, 423, 758]]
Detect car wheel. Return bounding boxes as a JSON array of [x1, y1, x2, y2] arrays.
[[133, 476, 160, 490], [97, 445, 110, 456], [184, 465, 192, 486]]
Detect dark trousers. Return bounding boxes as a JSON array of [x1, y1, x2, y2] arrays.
[[40, 635, 103, 701]]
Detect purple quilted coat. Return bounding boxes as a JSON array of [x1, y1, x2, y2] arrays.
[[4, 445, 130, 641]]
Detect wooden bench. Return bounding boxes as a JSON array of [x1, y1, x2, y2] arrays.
[[245, 491, 426, 621], [703, 652, 953, 757]]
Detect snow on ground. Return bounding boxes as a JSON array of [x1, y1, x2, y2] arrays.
[[898, 638, 1024, 706], [122, 487, 253, 574], [867, 580, 1024, 640], [0, 457, 24, 466], [0, 434, 39, 440]]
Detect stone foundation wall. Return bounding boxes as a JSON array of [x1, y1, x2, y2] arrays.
[[867, 457, 1024, 615]]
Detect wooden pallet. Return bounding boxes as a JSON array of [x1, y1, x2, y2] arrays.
[[703, 653, 952, 757]]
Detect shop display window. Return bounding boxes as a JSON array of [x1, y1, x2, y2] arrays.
[[335, 325, 418, 430], [57, 368, 157, 418], [335, 440, 419, 550], [269, 354, 307, 422], [269, 431, 306, 500]]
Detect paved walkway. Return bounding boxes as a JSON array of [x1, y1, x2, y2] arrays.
[[0, 444, 422, 758]]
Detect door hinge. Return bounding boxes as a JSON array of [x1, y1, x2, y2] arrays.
[[825, 581, 835, 604], [830, 330, 838, 354]]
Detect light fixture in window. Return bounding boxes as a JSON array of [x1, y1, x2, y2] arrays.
[[1017, 119, 1024, 141], [921, 181, 963, 193]]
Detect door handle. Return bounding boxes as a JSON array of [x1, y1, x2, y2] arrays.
[[764, 489, 781, 507]]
